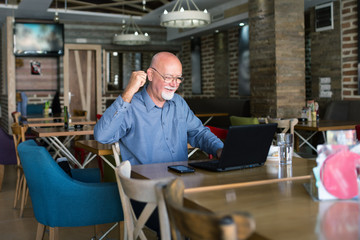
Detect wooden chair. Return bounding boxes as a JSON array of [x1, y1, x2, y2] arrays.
[[162, 178, 256, 240], [12, 111, 21, 123], [267, 118, 299, 157], [11, 123, 28, 217], [115, 159, 173, 240], [266, 118, 298, 135]]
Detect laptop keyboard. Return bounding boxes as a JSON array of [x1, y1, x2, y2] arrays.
[[189, 159, 263, 172]]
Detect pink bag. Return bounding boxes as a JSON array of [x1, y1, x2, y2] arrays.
[[320, 149, 360, 199]]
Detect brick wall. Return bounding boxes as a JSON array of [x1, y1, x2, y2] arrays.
[[342, 0, 360, 99], [249, 0, 305, 118], [308, 1, 342, 102], [228, 28, 240, 97], [180, 26, 241, 99], [200, 34, 215, 97]]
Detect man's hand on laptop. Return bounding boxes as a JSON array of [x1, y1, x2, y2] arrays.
[[216, 148, 223, 159]]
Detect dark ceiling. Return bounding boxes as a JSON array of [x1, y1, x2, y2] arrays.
[[48, 0, 170, 16]]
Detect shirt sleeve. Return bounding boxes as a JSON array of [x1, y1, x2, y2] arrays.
[[183, 101, 224, 157], [94, 95, 131, 144]]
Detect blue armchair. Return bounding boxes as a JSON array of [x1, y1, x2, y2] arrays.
[[17, 140, 124, 240]]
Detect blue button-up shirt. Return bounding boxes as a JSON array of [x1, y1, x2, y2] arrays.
[[94, 86, 223, 165]]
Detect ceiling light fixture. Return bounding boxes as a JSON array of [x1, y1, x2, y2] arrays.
[[160, 0, 211, 28], [54, 0, 59, 22], [113, 17, 150, 45]]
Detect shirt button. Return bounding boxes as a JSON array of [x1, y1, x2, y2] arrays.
[[166, 138, 168, 140]]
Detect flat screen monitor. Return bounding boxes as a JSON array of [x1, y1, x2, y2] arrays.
[[13, 22, 64, 56]]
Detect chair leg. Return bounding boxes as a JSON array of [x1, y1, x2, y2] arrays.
[[97, 156, 104, 177], [13, 169, 21, 208], [25, 187, 29, 205], [49, 227, 59, 240], [0, 165, 4, 191], [94, 225, 101, 238], [119, 221, 125, 240], [36, 223, 46, 240], [19, 177, 27, 217]]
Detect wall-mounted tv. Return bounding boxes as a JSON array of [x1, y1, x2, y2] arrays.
[[13, 21, 64, 57]]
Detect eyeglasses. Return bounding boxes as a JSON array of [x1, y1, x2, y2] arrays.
[[150, 67, 184, 84]]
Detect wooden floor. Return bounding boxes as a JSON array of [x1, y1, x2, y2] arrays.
[[0, 164, 120, 240]]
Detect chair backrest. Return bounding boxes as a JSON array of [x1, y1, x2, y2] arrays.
[[17, 139, 123, 227], [27, 104, 44, 116], [11, 111, 21, 123], [323, 101, 349, 121], [266, 118, 298, 135], [163, 178, 256, 240], [206, 125, 229, 140], [17, 92, 28, 117], [11, 123, 27, 166], [115, 160, 173, 240], [230, 116, 259, 126]]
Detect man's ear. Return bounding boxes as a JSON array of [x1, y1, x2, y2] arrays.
[[146, 68, 153, 82]]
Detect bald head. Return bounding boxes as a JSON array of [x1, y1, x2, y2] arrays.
[[150, 52, 182, 70]]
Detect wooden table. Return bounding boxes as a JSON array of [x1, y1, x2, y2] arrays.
[[131, 157, 316, 191], [24, 115, 86, 122], [132, 159, 358, 239], [31, 126, 94, 168], [27, 119, 96, 128], [185, 179, 359, 240], [130, 158, 336, 239], [74, 140, 114, 169], [294, 120, 359, 153], [195, 113, 229, 126]]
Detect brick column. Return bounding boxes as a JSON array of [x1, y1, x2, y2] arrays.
[[249, 0, 305, 118]]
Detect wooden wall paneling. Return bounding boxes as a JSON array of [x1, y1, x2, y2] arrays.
[[86, 50, 92, 116], [74, 50, 86, 110], [95, 46, 102, 117], [102, 49, 107, 96]]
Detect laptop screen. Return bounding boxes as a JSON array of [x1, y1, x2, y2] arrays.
[[218, 123, 277, 169]]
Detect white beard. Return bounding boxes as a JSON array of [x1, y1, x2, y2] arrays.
[[161, 86, 176, 100], [161, 91, 174, 100]]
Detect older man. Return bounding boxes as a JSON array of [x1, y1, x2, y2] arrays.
[[94, 52, 223, 164]]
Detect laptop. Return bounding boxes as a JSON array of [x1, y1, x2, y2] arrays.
[[188, 123, 277, 172]]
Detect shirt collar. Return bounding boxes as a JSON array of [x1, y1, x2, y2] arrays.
[[141, 85, 157, 111]]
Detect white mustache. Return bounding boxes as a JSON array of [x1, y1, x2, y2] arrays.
[[165, 86, 177, 91]]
